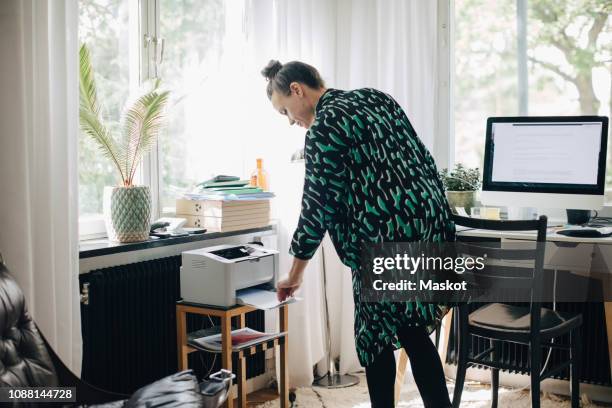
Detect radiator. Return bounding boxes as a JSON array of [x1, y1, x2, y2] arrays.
[[80, 255, 266, 394], [445, 302, 612, 386]]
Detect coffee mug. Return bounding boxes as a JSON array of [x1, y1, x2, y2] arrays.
[[566, 209, 597, 225]]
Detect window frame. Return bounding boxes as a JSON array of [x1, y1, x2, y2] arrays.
[[141, 0, 162, 223], [434, 0, 453, 171], [78, 215, 106, 241]]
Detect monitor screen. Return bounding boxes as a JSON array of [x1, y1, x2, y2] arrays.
[[482, 116, 609, 195]]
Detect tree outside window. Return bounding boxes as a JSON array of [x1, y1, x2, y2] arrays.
[[454, 0, 611, 185]]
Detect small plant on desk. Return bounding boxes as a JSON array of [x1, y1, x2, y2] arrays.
[[439, 163, 481, 214]]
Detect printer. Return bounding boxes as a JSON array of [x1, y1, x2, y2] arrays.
[[180, 244, 279, 307]]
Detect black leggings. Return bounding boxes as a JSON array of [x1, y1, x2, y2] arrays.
[[364, 325, 451, 408]]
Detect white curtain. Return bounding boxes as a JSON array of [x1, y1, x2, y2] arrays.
[[0, 0, 81, 373], [238, 0, 441, 386]]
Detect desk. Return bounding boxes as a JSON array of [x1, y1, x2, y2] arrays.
[[394, 226, 612, 405], [176, 302, 289, 408]]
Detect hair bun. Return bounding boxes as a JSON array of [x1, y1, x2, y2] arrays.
[[261, 60, 283, 80]]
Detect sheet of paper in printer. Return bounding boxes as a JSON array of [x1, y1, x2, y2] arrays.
[[236, 287, 299, 310]]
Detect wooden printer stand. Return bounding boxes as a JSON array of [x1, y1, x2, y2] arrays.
[[176, 302, 289, 408]]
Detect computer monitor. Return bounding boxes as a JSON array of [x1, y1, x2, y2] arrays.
[[480, 116, 609, 210]]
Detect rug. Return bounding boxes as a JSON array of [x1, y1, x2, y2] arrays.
[[255, 375, 606, 407]]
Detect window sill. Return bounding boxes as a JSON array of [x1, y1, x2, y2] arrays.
[[79, 225, 274, 258], [79, 214, 106, 241]]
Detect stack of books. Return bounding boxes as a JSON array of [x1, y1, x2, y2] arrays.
[[176, 177, 273, 232]]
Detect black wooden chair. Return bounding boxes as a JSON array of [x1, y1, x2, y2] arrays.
[[451, 214, 583, 408]]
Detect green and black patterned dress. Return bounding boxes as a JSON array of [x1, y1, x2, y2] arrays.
[[289, 88, 455, 366]]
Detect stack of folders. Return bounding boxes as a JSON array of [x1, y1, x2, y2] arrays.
[[177, 177, 273, 232]]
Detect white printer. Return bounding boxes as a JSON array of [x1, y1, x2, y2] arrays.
[[180, 244, 279, 307]]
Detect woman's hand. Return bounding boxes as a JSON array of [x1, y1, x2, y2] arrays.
[[277, 276, 302, 302], [277, 258, 308, 301]]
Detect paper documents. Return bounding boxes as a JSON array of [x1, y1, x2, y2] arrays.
[[188, 327, 286, 353], [236, 287, 299, 310]]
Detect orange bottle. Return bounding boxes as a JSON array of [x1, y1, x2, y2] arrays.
[[250, 158, 269, 191]]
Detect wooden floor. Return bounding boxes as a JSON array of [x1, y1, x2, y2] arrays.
[[235, 388, 280, 407]]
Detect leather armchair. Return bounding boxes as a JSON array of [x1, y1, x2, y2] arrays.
[[0, 262, 210, 407]]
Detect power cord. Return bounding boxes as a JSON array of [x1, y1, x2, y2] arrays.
[[588, 215, 612, 226], [198, 315, 218, 379], [539, 269, 557, 379]]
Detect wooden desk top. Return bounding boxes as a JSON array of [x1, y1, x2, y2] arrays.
[[457, 225, 612, 244]]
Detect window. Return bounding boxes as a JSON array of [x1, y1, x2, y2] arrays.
[[78, 0, 251, 237], [78, 0, 136, 236], [78, 0, 132, 216], [158, 0, 231, 213], [453, 0, 611, 185]]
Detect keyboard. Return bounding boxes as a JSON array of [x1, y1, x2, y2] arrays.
[[556, 226, 612, 238]]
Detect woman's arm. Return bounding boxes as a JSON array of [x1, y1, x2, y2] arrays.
[[279, 109, 349, 299], [277, 257, 309, 301], [287, 111, 344, 260]]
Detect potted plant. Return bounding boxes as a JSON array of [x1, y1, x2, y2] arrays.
[[439, 163, 481, 214], [79, 44, 170, 242]]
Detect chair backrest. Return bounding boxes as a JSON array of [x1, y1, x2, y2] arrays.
[[0, 263, 59, 387], [452, 214, 548, 337]]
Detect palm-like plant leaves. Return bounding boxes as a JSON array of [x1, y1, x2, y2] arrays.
[[79, 43, 169, 187], [79, 44, 126, 183], [79, 44, 100, 115], [122, 85, 170, 186]]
